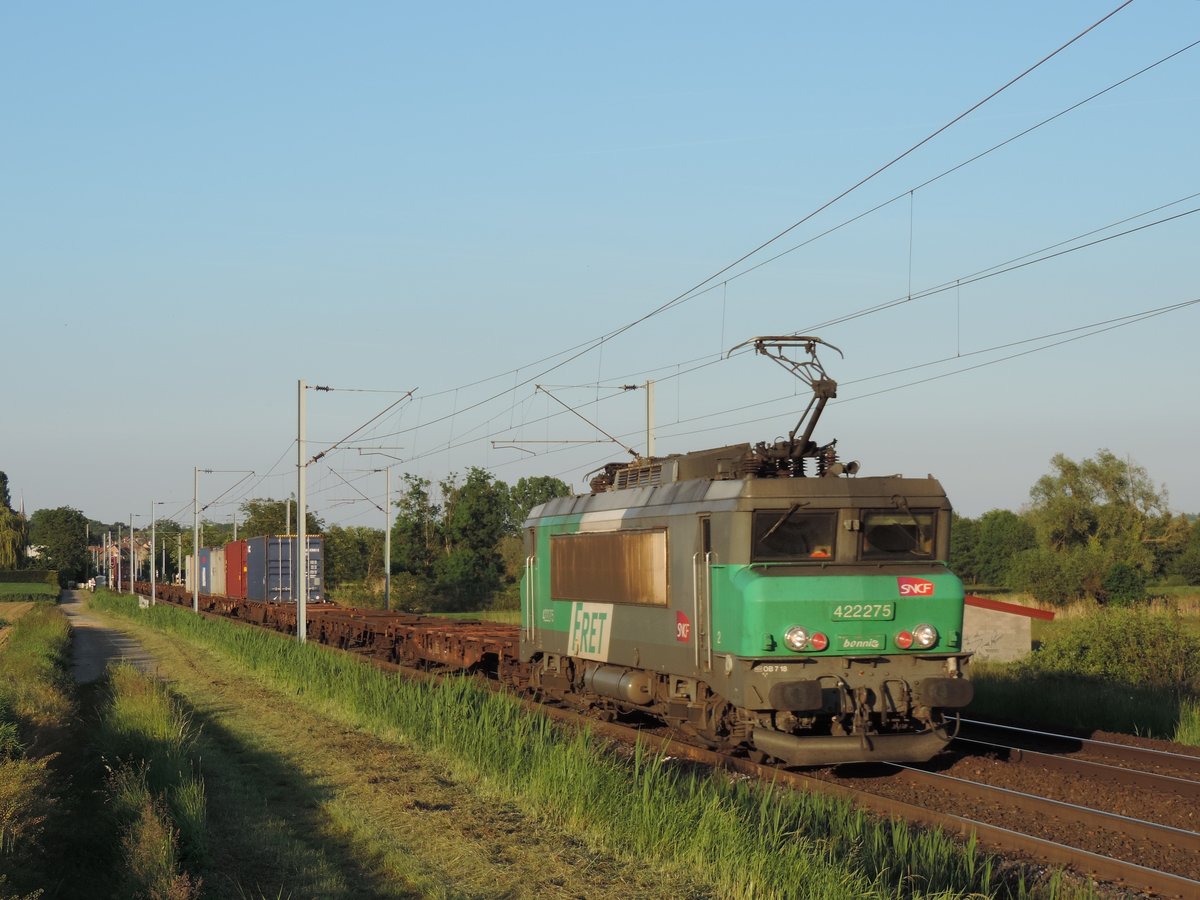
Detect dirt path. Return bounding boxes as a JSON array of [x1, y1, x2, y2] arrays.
[[59, 590, 157, 683], [83, 600, 712, 899]]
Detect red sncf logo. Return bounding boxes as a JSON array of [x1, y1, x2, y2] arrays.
[[675, 611, 692, 642], [897, 577, 936, 597]]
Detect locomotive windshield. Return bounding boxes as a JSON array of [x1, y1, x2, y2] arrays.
[[861, 510, 936, 559], [752, 510, 837, 562]]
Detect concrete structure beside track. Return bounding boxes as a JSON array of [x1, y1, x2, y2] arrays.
[[962, 595, 1054, 662]]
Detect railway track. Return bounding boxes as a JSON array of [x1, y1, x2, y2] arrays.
[[127, 584, 1200, 897]]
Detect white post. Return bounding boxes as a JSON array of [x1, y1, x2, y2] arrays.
[[150, 501, 156, 604], [193, 466, 200, 613], [645, 379, 656, 458], [117, 524, 122, 591], [297, 380, 307, 643], [384, 466, 391, 611]]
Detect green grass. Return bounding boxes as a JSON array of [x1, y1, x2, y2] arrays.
[[428, 608, 522, 625], [969, 665, 1193, 740], [91, 590, 1084, 900], [0, 583, 59, 602], [970, 605, 1200, 744], [0, 603, 73, 895], [97, 662, 208, 890]]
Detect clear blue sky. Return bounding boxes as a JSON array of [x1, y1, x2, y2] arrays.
[[3, 1, 1198, 529]]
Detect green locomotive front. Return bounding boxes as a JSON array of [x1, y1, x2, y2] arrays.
[[519, 338, 972, 766]]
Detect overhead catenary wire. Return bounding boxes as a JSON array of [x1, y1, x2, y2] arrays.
[[311, 6, 1136, 465], [478, 296, 1200, 481], [389, 192, 1199, 472]]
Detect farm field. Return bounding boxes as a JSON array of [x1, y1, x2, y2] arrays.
[[0, 582, 59, 601]]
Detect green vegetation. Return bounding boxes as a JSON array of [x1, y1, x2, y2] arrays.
[[27, 506, 91, 584], [97, 663, 205, 898], [0, 603, 73, 896], [953, 450, 1194, 605], [0, 474, 26, 573], [970, 605, 1200, 743], [91, 589, 1080, 899], [0, 583, 58, 602]]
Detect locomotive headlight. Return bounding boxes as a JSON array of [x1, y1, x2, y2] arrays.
[[784, 626, 810, 652], [912, 623, 939, 649]]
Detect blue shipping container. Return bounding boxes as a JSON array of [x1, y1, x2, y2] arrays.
[[245, 535, 324, 603]]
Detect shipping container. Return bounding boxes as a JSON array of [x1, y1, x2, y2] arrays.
[[225, 540, 248, 599], [245, 535, 324, 603], [184, 554, 194, 593], [210, 546, 226, 597]]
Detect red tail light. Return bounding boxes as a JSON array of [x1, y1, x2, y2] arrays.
[[809, 632, 829, 651], [895, 630, 914, 650]]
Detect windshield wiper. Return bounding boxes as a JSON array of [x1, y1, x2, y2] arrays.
[[759, 503, 807, 545], [892, 496, 929, 554]]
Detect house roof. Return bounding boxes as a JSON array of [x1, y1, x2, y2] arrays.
[[965, 594, 1055, 621]]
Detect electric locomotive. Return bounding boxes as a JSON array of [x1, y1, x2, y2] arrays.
[[520, 337, 972, 766]]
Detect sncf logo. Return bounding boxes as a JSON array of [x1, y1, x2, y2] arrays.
[[675, 611, 692, 642], [897, 577, 936, 597]]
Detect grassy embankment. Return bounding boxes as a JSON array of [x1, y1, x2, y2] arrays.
[[91, 589, 1087, 900], [0, 603, 72, 898], [967, 588, 1200, 744]]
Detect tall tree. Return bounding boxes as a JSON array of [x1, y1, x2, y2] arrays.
[[0, 471, 23, 570], [1012, 450, 1173, 603], [391, 475, 440, 578], [974, 509, 1036, 585], [507, 475, 571, 534], [238, 498, 322, 539], [1027, 450, 1169, 569], [27, 506, 89, 581], [324, 525, 384, 587], [949, 514, 980, 584], [436, 468, 508, 607]]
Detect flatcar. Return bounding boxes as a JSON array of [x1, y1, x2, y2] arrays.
[[520, 337, 972, 765]]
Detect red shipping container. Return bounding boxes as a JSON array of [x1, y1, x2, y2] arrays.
[[225, 540, 248, 599]]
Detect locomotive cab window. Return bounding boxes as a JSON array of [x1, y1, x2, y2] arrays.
[[751, 509, 837, 562], [860, 510, 936, 559]]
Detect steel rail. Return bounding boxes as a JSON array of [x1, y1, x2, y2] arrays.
[[887, 762, 1200, 858], [960, 717, 1200, 774], [952, 735, 1200, 805]]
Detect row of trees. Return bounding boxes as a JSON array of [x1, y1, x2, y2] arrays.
[[6, 450, 1194, 607], [0, 466, 570, 610], [952, 450, 1197, 605]]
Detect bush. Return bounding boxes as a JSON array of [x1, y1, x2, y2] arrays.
[[1006, 548, 1081, 604], [1024, 607, 1200, 689], [0, 571, 57, 588], [1101, 562, 1147, 606], [1171, 546, 1200, 585]]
